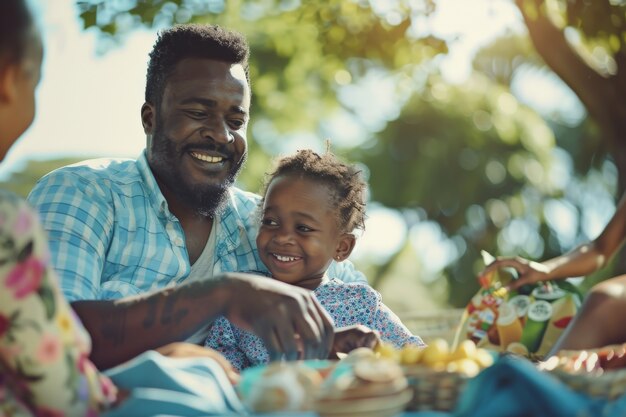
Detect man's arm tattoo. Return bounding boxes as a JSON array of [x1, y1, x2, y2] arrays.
[[100, 309, 127, 346], [160, 288, 189, 326], [142, 296, 158, 329]]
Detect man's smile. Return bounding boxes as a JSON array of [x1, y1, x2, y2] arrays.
[[190, 150, 224, 163]]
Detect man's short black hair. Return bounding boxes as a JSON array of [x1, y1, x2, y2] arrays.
[[0, 0, 33, 69], [145, 24, 250, 108]]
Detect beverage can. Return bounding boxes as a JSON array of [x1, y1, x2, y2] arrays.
[[508, 295, 531, 318], [532, 284, 566, 303], [535, 294, 578, 357], [496, 302, 523, 349], [520, 300, 552, 353]]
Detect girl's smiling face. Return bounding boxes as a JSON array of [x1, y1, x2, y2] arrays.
[[256, 175, 355, 290]]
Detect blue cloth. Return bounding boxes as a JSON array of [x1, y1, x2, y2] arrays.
[[103, 353, 626, 417], [27, 151, 367, 303], [452, 355, 626, 417], [103, 350, 247, 416]]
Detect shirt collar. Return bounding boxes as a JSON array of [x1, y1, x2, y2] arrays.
[[136, 150, 169, 215], [136, 150, 247, 247]]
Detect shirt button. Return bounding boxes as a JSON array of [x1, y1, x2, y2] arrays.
[[174, 237, 184, 246]]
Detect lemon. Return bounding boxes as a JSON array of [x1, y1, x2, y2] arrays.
[[450, 340, 477, 361], [399, 345, 423, 365], [421, 338, 450, 366], [506, 342, 529, 357], [450, 358, 481, 377], [374, 342, 399, 362], [473, 348, 495, 368]]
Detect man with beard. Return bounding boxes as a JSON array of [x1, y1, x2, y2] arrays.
[[27, 24, 366, 370]]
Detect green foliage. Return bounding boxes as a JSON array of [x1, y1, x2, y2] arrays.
[[352, 71, 562, 305], [33, 0, 621, 311], [76, 0, 447, 145]]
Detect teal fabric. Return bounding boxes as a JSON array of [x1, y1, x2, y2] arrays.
[[454, 355, 626, 417], [103, 350, 247, 416], [101, 351, 626, 417]]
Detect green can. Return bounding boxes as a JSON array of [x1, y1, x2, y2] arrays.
[[531, 285, 565, 303], [520, 300, 552, 353]]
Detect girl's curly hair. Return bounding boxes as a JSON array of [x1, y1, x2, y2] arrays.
[[261, 148, 367, 233]]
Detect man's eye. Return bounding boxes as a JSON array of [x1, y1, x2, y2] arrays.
[[297, 225, 313, 232], [229, 119, 245, 129], [186, 110, 205, 118]]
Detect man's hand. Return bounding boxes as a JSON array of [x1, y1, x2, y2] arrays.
[[329, 324, 380, 359], [220, 273, 335, 362], [479, 256, 551, 290], [154, 342, 240, 384]]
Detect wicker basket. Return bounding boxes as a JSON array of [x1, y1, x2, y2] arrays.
[[542, 344, 626, 400], [548, 367, 626, 399], [402, 365, 469, 411], [399, 308, 465, 345]]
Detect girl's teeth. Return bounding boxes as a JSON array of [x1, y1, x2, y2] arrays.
[[275, 254, 298, 262]]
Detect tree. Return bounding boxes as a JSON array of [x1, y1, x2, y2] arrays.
[[353, 71, 561, 305], [516, 0, 626, 190], [75, 0, 447, 181], [39, 0, 618, 309]]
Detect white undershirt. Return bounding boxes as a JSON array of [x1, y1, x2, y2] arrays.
[[187, 216, 218, 282], [184, 215, 219, 344]]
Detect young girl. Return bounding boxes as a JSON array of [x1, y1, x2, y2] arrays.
[[205, 149, 424, 371]]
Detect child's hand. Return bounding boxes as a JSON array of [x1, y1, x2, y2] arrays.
[[154, 342, 240, 384], [329, 325, 380, 359]]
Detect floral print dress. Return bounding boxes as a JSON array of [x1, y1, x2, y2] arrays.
[[0, 191, 116, 416]]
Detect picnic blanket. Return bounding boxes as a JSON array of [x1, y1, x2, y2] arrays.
[[100, 350, 626, 417], [102, 350, 246, 416]]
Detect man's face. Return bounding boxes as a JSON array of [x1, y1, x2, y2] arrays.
[[0, 26, 43, 160], [144, 58, 250, 216]]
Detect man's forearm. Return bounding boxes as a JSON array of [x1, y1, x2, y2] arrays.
[[72, 278, 230, 370]]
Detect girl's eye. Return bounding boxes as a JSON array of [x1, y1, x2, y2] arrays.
[[261, 218, 278, 226]]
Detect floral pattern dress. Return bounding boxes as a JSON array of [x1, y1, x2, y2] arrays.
[[0, 191, 116, 416], [206, 277, 425, 371]]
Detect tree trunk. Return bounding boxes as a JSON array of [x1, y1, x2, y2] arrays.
[[516, 0, 626, 187], [516, 0, 626, 275]]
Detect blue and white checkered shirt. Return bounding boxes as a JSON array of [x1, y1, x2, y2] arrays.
[[27, 151, 366, 302]]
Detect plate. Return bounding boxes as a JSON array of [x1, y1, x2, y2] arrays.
[[315, 387, 413, 417]]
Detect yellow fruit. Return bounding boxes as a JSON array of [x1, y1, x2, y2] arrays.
[[450, 340, 477, 361], [449, 358, 481, 377], [473, 348, 495, 368], [506, 342, 529, 357], [399, 345, 423, 365], [374, 342, 399, 362], [421, 338, 450, 366]]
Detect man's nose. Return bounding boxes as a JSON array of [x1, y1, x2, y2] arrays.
[[202, 121, 234, 144]]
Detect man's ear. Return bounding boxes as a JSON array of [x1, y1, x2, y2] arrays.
[[141, 102, 155, 134], [334, 233, 356, 262], [0, 64, 19, 104]]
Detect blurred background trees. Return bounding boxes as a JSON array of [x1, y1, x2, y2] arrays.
[[6, 0, 625, 313]]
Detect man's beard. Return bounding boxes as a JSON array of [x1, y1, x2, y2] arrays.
[[149, 127, 247, 218]]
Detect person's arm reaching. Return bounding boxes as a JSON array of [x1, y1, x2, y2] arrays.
[[73, 272, 335, 370], [481, 192, 626, 289]]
